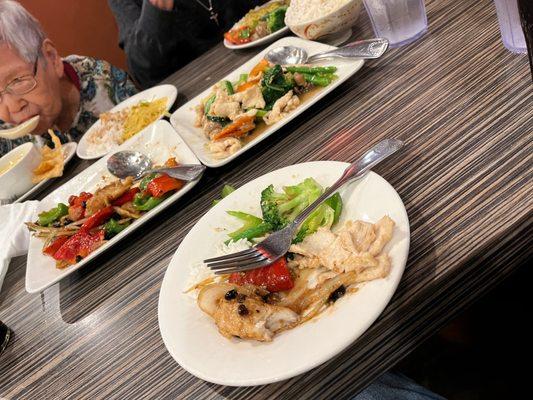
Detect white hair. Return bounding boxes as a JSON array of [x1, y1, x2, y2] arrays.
[[0, 0, 45, 63]]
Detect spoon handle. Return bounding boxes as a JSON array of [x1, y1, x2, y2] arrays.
[[146, 164, 206, 181], [307, 38, 389, 63]]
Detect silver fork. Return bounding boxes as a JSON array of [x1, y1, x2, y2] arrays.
[[204, 138, 404, 275]]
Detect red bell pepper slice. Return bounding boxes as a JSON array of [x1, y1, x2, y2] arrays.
[[53, 229, 105, 262], [80, 206, 114, 231], [146, 175, 183, 198], [43, 236, 69, 256], [113, 187, 140, 206], [229, 257, 294, 292]]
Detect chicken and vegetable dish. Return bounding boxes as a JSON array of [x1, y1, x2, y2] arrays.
[[194, 59, 338, 159], [224, 1, 289, 45], [190, 179, 395, 342], [27, 158, 184, 269]]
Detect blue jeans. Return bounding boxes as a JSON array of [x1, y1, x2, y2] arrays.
[[353, 372, 446, 400]]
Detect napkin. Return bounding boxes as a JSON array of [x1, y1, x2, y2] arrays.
[[0, 201, 39, 293]]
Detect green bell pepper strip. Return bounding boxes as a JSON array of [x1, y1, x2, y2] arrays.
[[254, 109, 268, 118], [38, 203, 69, 226], [301, 73, 337, 87], [284, 66, 337, 74], [132, 192, 167, 211], [204, 94, 216, 114], [104, 218, 130, 239], [234, 73, 248, 87], [139, 173, 158, 191]]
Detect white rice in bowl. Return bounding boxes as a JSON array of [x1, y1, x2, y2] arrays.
[[286, 0, 353, 25]]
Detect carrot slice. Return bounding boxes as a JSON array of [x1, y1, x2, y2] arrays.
[[212, 115, 255, 140], [236, 80, 258, 93], [249, 59, 269, 79]]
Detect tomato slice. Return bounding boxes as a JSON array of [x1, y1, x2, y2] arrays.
[[229, 257, 294, 292], [146, 175, 184, 198]]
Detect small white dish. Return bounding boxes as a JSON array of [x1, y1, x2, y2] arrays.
[[76, 84, 178, 160], [224, 26, 290, 49], [170, 36, 364, 168], [158, 161, 410, 386], [26, 120, 201, 294], [13, 142, 77, 204], [0, 142, 41, 200]]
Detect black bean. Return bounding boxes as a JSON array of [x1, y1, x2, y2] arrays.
[[236, 293, 247, 303], [328, 285, 346, 303], [237, 304, 249, 316], [75, 255, 83, 262], [224, 289, 237, 301]]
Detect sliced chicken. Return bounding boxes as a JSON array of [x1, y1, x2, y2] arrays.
[[207, 137, 242, 159], [209, 86, 242, 120], [369, 216, 395, 256], [232, 85, 266, 109], [263, 90, 300, 125], [85, 177, 133, 216]]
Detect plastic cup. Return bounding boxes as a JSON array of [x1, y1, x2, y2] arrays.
[[363, 0, 428, 47], [494, 0, 527, 53]]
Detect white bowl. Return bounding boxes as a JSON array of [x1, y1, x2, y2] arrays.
[[0, 142, 42, 199], [285, 0, 362, 40]]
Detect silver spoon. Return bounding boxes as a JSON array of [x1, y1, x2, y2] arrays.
[[265, 38, 389, 65], [107, 150, 206, 181]]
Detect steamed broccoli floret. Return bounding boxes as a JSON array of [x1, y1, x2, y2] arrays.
[[266, 6, 287, 33], [260, 178, 323, 230]]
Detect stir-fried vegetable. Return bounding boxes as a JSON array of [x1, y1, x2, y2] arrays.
[[146, 175, 183, 198], [261, 64, 294, 109], [53, 229, 105, 265], [226, 211, 272, 243], [293, 193, 343, 243], [38, 203, 68, 226], [265, 6, 287, 32], [80, 206, 114, 231], [113, 187, 140, 206], [204, 94, 216, 114], [132, 192, 167, 211], [260, 178, 323, 230], [104, 218, 130, 239], [212, 115, 255, 140]]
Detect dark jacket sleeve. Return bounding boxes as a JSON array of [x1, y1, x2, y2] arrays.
[[108, 0, 195, 88]]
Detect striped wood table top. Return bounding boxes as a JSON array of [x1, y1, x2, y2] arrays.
[[0, 0, 531, 399]]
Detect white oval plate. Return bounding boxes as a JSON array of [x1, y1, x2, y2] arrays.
[[14, 142, 77, 203], [26, 120, 202, 293], [224, 26, 290, 49], [76, 84, 178, 160], [158, 161, 410, 386], [170, 37, 364, 168]]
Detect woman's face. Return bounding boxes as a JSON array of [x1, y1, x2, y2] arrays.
[[0, 40, 64, 134]]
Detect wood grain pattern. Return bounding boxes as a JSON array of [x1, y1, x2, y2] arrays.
[[1, 0, 532, 399]]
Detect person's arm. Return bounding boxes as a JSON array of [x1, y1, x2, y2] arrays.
[[108, 0, 193, 88]]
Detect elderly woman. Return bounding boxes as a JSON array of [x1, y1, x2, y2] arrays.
[[0, 0, 138, 157]]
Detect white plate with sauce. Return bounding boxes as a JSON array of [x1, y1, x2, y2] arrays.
[[26, 120, 201, 293], [12, 142, 77, 203], [158, 161, 410, 386], [77, 84, 178, 160], [170, 37, 364, 168]]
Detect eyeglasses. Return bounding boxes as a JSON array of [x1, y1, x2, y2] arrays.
[[0, 58, 39, 104]]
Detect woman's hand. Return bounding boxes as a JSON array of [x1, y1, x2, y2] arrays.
[[149, 0, 174, 11]]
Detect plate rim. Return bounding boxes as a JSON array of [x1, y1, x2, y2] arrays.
[[158, 161, 410, 386], [170, 37, 364, 168], [76, 84, 178, 160], [25, 119, 201, 293]]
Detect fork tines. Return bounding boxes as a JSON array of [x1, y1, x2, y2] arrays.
[[204, 247, 274, 275]]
